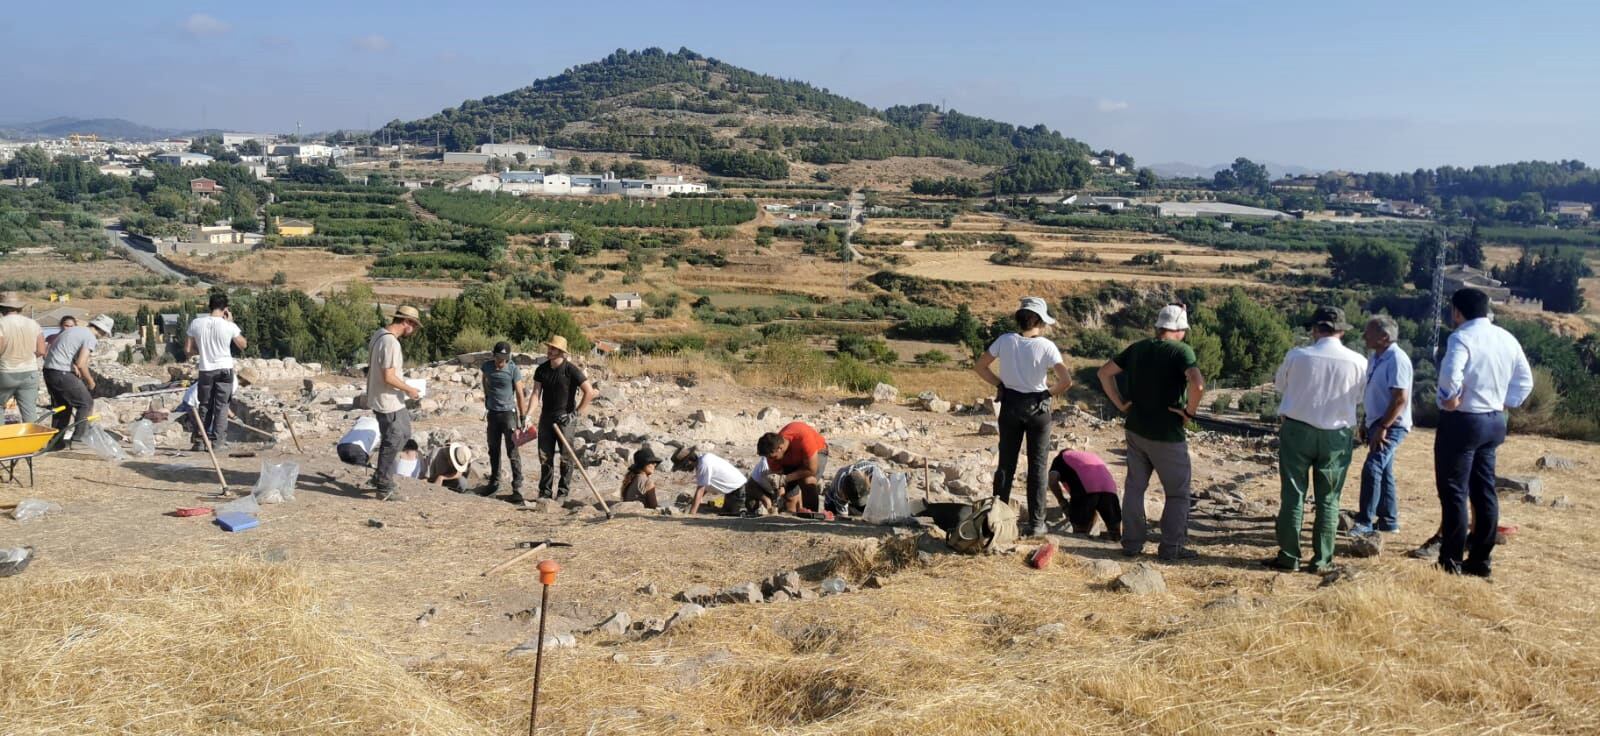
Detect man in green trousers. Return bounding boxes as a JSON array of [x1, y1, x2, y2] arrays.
[[1265, 306, 1367, 573]]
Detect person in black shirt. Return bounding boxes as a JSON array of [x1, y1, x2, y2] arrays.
[[530, 335, 595, 499]]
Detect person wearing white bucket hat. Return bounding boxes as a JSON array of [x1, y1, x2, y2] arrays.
[[974, 297, 1073, 537], [1097, 303, 1206, 561]]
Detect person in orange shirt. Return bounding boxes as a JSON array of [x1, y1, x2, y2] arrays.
[[755, 421, 829, 514]]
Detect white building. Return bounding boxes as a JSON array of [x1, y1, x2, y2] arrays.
[[152, 152, 214, 167], [1152, 201, 1292, 220], [222, 132, 278, 148], [271, 143, 334, 159], [461, 170, 710, 199], [608, 292, 643, 310], [479, 143, 552, 160], [1062, 194, 1131, 211]]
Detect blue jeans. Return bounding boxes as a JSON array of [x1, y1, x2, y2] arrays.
[[1434, 411, 1506, 574], [1354, 424, 1408, 531]]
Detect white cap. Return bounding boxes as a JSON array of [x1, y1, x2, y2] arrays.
[[89, 314, 115, 335], [1155, 305, 1189, 331], [1019, 297, 1057, 326]]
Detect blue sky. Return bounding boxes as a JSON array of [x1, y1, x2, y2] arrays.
[[1, 0, 1594, 171]]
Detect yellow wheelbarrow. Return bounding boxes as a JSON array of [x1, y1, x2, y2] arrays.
[[0, 423, 60, 487]]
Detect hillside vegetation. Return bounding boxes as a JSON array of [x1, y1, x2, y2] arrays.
[[378, 47, 1095, 186]]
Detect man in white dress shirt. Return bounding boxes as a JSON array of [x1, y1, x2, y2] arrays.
[[1265, 306, 1368, 573], [1433, 288, 1534, 578]]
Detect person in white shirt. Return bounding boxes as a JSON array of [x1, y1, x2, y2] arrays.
[[184, 293, 247, 451], [673, 446, 751, 515], [974, 297, 1073, 537], [336, 416, 382, 466], [0, 292, 47, 424], [1433, 287, 1533, 578], [1265, 306, 1368, 573], [1351, 315, 1413, 536]]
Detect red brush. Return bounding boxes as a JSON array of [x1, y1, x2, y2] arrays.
[[1028, 541, 1057, 569]]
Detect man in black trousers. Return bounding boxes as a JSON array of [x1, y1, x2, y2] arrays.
[[478, 341, 530, 502], [1433, 288, 1534, 578]]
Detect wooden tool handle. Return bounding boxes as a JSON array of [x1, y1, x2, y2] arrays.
[[483, 543, 546, 576]]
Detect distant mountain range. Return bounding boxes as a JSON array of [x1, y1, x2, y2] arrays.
[[0, 116, 188, 142], [1149, 161, 1320, 180]]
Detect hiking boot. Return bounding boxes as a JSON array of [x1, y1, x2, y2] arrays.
[[1348, 522, 1375, 536], [1120, 547, 1143, 558], [1410, 535, 1442, 560], [190, 440, 206, 453], [1461, 561, 1493, 579], [1260, 557, 1298, 572], [1158, 547, 1200, 561], [474, 482, 500, 497]]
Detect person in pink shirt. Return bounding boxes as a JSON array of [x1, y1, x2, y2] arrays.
[[1048, 449, 1122, 539]]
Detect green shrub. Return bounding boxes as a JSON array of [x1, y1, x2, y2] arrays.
[[913, 350, 951, 366], [829, 356, 894, 393], [450, 327, 498, 355]]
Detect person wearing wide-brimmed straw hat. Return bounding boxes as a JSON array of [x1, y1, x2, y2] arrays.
[[0, 291, 47, 424], [425, 442, 474, 492], [530, 333, 595, 500], [365, 305, 424, 500]]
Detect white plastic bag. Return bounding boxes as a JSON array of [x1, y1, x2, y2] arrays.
[[11, 499, 61, 522], [218, 493, 260, 515], [129, 419, 156, 457], [80, 424, 126, 462], [251, 460, 300, 504], [863, 472, 912, 525]]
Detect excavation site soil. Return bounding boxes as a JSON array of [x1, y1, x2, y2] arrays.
[[3, 358, 1598, 735]]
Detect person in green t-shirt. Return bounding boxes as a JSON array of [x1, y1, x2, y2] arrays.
[[1097, 304, 1206, 561]]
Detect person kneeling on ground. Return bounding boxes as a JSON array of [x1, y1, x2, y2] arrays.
[[620, 447, 662, 509], [336, 416, 380, 466], [395, 439, 423, 479], [826, 459, 885, 518], [755, 421, 829, 514], [426, 443, 474, 492], [674, 445, 750, 515], [1049, 449, 1122, 540]]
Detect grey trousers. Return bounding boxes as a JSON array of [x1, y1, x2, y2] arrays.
[[1121, 430, 1192, 555], [371, 409, 412, 491], [0, 370, 41, 424]]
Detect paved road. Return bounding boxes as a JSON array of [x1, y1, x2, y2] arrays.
[[103, 225, 210, 287]]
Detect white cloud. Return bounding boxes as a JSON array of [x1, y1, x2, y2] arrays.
[[179, 13, 230, 38], [1096, 99, 1130, 113], [352, 34, 392, 53]]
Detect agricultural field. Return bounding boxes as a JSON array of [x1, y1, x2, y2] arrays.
[[414, 189, 758, 231], [164, 249, 375, 294], [267, 183, 419, 251]]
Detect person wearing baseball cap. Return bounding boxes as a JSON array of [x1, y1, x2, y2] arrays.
[[41, 313, 113, 449], [0, 291, 47, 425], [366, 305, 424, 500], [531, 333, 595, 499], [1264, 305, 1367, 573], [477, 341, 531, 503], [974, 296, 1073, 537], [1097, 303, 1206, 561]]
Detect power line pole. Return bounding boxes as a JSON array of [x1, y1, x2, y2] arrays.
[[1426, 228, 1449, 365]]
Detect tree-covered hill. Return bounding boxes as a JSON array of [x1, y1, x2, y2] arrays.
[[378, 47, 1097, 186]]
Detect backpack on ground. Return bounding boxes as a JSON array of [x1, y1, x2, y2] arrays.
[[948, 497, 1019, 554]]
